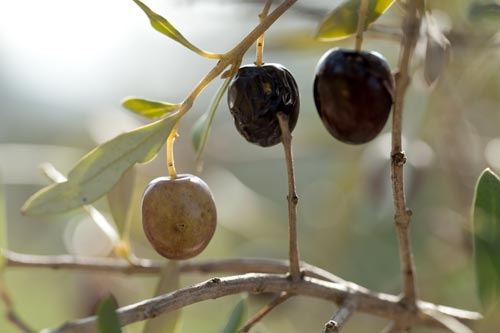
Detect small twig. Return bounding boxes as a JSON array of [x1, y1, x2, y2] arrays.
[[240, 291, 291, 332], [37, 273, 481, 333], [323, 297, 359, 333], [0, 277, 34, 333], [277, 112, 301, 282], [390, 0, 422, 308], [422, 308, 475, 333], [355, 0, 370, 51], [255, 0, 273, 66]]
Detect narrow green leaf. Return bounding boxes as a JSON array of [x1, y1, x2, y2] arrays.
[[469, 3, 500, 23], [22, 115, 179, 216], [0, 174, 7, 271], [315, 0, 395, 41], [472, 168, 500, 310], [222, 297, 247, 333], [191, 77, 232, 166], [424, 12, 450, 86], [97, 295, 122, 333], [107, 167, 136, 237], [143, 261, 182, 333], [122, 98, 180, 119], [132, 0, 211, 56]]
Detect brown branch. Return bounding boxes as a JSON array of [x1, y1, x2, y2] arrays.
[[240, 291, 291, 332], [0, 277, 34, 333], [37, 273, 481, 333], [323, 297, 358, 333], [277, 112, 301, 282], [390, 0, 422, 308]]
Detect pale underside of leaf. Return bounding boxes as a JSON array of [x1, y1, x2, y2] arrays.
[[472, 168, 500, 310], [315, 0, 395, 41], [122, 98, 180, 119], [107, 167, 137, 238], [22, 115, 178, 216], [424, 12, 450, 86]]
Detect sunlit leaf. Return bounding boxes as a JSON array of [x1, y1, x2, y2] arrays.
[[472, 168, 500, 310], [132, 0, 217, 58], [143, 261, 182, 333], [222, 297, 247, 333], [315, 0, 395, 41], [107, 167, 136, 237], [97, 295, 122, 333], [22, 115, 178, 216], [191, 77, 232, 167], [424, 13, 451, 86], [469, 3, 500, 23], [122, 98, 180, 119]]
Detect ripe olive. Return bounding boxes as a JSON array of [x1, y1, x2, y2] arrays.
[[227, 63, 300, 147], [313, 48, 394, 144], [142, 174, 217, 260]]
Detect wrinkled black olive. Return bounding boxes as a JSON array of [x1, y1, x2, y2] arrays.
[[227, 63, 300, 147], [313, 48, 394, 144]]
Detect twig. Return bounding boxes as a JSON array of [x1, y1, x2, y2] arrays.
[[0, 277, 34, 333], [255, 0, 273, 66], [421, 308, 475, 333], [390, 0, 422, 307], [323, 297, 358, 333], [37, 273, 481, 333], [355, 0, 370, 51], [240, 291, 291, 332], [277, 112, 301, 282]]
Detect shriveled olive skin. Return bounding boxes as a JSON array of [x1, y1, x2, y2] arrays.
[[142, 174, 216, 260], [227, 63, 300, 147], [313, 48, 394, 144]]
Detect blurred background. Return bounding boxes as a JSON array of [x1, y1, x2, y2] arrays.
[[1, 0, 499, 332]]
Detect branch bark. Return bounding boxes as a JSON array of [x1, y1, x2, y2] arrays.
[[323, 297, 358, 333], [37, 273, 481, 333]]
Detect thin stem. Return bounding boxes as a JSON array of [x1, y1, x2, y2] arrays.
[[240, 292, 291, 332], [166, 124, 179, 178], [323, 297, 358, 333], [355, 0, 370, 51], [0, 277, 34, 333], [255, 0, 273, 66], [277, 112, 301, 282], [390, 0, 422, 308]]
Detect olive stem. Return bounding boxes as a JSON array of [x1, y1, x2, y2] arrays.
[[277, 112, 301, 282], [166, 124, 179, 178], [390, 0, 422, 311], [240, 292, 291, 332], [322, 297, 358, 333], [354, 0, 370, 51], [0, 277, 34, 333], [255, 0, 273, 66]]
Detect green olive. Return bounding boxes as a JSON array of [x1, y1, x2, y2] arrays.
[[141, 174, 217, 260]]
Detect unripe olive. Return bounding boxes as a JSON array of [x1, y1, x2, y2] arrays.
[[227, 63, 300, 147], [141, 174, 217, 260], [313, 48, 394, 144]]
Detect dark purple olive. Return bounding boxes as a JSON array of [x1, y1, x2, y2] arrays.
[[313, 48, 394, 144], [227, 63, 300, 147]]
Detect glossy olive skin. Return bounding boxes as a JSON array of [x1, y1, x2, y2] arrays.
[[313, 48, 394, 144], [227, 63, 300, 147], [142, 174, 217, 260]]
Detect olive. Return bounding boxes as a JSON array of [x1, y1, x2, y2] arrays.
[[313, 48, 394, 144], [227, 63, 300, 147], [141, 174, 217, 260]]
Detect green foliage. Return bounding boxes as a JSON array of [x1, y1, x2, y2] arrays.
[[315, 0, 395, 41], [132, 0, 217, 58], [122, 98, 180, 119], [143, 262, 182, 333], [22, 115, 179, 216], [469, 2, 500, 23], [191, 77, 232, 165], [0, 177, 6, 271], [97, 295, 122, 333], [424, 13, 450, 86], [107, 167, 137, 237], [221, 297, 247, 333], [472, 168, 500, 310]]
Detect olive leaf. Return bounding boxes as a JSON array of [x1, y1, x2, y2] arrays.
[[424, 12, 450, 86], [107, 167, 136, 237], [469, 2, 500, 23], [0, 176, 7, 271], [22, 115, 179, 216], [132, 0, 215, 57], [122, 97, 180, 119], [191, 77, 232, 168], [221, 297, 247, 333], [315, 0, 395, 41], [472, 168, 500, 310], [143, 261, 182, 333], [97, 295, 122, 333]]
